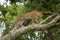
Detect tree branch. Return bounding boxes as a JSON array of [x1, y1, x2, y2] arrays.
[[40, 13, 57, 24], [1, 15, 60, 40]]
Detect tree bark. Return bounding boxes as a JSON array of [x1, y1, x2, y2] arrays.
[[1, 15, 60, 40]]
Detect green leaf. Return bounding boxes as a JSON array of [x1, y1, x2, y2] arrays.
[[5, 12, 12, 21]]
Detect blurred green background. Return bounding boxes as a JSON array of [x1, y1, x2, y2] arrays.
[[0, 0, 60, 40]]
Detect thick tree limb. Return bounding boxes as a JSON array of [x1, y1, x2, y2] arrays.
[[56, 22, 60, 26], [48, 15, 60, 26], [40, 13, 57, 24], [1, 15, 60, 40]]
